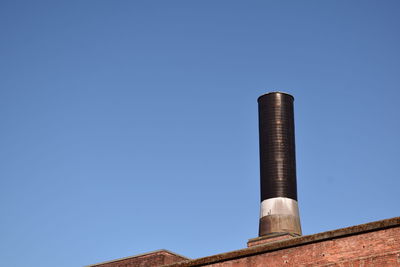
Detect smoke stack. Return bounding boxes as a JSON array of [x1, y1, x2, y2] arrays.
[[257, 92, 302, 237]]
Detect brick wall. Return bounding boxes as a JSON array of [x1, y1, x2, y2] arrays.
[[165, 217, 400, 267], [87, 250, 187, 267], [86, 217, 400, 267], [236, 227, 400, 266]]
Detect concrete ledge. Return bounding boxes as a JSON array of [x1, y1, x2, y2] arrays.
[[163, 216, 400, 267], [247, 232, 299, 247]]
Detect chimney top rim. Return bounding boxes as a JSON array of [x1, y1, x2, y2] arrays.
[[258, 92, 294, 102]]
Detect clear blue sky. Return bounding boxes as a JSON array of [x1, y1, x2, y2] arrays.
[[1, 1, 399, 266]]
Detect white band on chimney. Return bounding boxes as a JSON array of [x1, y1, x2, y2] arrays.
[[260, 197, 300, 218]]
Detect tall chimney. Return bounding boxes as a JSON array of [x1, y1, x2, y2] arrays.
[[257, 92, 302, 237]]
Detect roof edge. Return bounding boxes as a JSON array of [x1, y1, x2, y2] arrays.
[[164, 216, 400, 267], [84, 249, 189, 267]]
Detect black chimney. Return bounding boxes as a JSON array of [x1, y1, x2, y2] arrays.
[[257, 92, 302, 237]]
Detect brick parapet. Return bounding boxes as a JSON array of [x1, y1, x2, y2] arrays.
[[86, 249, 188, 267], [164, 216, 400, 267]]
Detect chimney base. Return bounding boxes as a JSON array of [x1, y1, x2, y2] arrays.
[[259, 212, 302, 236], [247, 232, 299, 247]]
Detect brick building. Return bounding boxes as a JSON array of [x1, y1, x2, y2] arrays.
[[86, 93, 400, 266], [87, 217, 400, 267]]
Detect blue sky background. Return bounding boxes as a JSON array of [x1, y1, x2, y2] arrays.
[[1, 1, 399, 266]]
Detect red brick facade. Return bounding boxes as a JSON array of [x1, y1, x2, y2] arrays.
[[86, 250, 188, 267], [181, 227, 399, 267], [88, 217, 400, 267]]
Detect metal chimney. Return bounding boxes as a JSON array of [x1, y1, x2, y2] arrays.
[[257, 92, 302, 237]]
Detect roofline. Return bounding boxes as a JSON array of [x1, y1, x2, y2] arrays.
[[84, 249, 189, 267], [164, 216, 400, 267]]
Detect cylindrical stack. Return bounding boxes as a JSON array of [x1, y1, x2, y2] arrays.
[[258, 92, 302, 237]]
